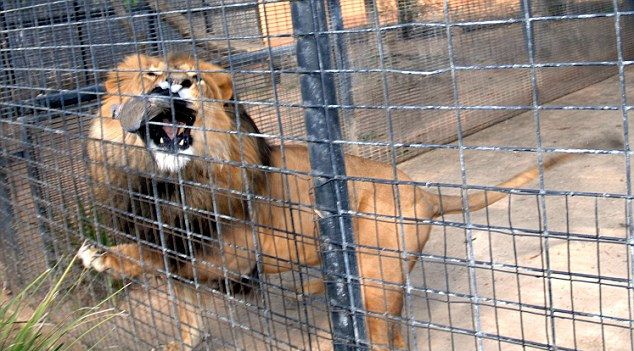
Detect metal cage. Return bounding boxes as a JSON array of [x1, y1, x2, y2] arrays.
[[1, 0, 633, 350]]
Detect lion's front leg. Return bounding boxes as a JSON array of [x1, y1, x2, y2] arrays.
[[77, 241, 166, 279], [78, 242, 204, 351]]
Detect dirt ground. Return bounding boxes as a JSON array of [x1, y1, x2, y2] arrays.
[[0, 274, 86, 351]]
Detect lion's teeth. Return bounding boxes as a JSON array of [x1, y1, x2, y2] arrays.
[[170, 84, 182, 93], [159, 81, 170, 90], [178, 88, 192, 99], [160, 137, 164, 144], [179, 139, 185, 146]]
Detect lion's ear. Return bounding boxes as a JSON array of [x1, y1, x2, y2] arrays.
[[198, 61, 234, 101], [104, 54, 155, 94], [212, 72, 234, 101]]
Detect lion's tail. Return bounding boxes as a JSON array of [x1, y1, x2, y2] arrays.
[[432, 153, 572, 217]]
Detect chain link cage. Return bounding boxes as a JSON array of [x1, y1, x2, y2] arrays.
[[1, 0, 634, 350]]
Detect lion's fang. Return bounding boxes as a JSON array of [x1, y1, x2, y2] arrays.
[[179, 139, 185, 146], [160, 137, 164, 144]]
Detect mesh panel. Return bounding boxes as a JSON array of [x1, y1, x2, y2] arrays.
[[1, 0, 633, 350]]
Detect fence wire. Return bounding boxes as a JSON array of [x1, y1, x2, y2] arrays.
[[1, 0, 633, 350]]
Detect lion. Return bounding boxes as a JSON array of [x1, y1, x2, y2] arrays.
[[78, 53, 569, 350]]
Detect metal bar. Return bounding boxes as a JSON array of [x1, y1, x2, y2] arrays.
[[442, 0, 484, 349], [30, 84, 105, 109], [520, 0, 558, 347], [610, 0, 634, 345], [290, 0, 367, 349], [396, 0, 415, 38], [0, 1, 19, 121], [326, 0, 356, 141], [0, 155, 23, 287]]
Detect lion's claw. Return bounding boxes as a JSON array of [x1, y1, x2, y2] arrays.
[[76, 241, 107, 272]]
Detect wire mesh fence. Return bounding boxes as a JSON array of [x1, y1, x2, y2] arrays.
[[1, 0, 633, 350]]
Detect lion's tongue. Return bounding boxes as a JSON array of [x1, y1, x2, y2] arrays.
[[163, 125, 178, 140], [162, 119, 184, 140]]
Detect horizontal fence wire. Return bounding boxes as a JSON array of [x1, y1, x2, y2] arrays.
[[0, 0, 633, 350]]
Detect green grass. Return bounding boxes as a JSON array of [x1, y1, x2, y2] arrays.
[[0, 256, 125, 351]]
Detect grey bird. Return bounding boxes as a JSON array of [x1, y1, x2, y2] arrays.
[[114, 96, 171, 133]]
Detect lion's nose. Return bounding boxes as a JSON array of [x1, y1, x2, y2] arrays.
[[158, 78, 190, 94]]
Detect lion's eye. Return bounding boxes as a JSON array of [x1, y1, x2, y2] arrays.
[[146, 72, 157, 77]]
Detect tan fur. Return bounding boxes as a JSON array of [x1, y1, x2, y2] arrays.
[[85, 54, 569, 350]]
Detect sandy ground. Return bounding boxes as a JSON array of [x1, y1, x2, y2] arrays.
[[78, 70, 634, 351]]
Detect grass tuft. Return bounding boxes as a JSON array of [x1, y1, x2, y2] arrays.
[[0, 256, 125, 351]]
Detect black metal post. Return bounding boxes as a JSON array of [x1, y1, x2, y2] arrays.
[[290, 0, 367, 349], [396, 0, 415, 39]]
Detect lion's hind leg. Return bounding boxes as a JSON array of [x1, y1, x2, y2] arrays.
[[161, 282, 203, 351], [355, 193, 432, 350]]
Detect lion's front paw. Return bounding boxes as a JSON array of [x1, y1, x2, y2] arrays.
[[76, 241, 107, 272]]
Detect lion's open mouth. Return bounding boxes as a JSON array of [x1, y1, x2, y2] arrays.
[[139, 87, 196, 153]]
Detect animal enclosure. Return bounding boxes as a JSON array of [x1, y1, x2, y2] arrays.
[[1, 0, 634, 350]]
